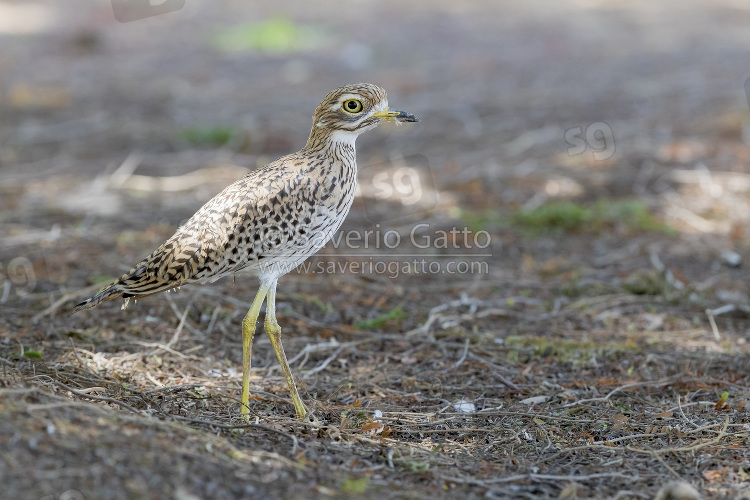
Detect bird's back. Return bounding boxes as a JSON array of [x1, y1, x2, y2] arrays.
[[73, 146, 357, 312]]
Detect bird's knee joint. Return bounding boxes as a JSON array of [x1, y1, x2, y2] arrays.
[[265, 322, 281, 336]]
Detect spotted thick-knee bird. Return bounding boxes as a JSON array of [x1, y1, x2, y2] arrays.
[[73, 83, 418, 421]]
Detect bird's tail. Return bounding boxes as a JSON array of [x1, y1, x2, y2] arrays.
[[72, 231, 196, 314], [72, 283, 125, 313]]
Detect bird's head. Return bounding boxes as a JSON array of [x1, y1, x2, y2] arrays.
[[305, 83, 418, 149]]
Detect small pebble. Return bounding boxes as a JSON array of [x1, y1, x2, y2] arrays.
[[653, 481, 701, 500], [520, 395, 549, 405], [721, 250, 742, 268], [453, 400, 476, 413]]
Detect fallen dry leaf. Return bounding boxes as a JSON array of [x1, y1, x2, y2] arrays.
[[702, 466, 731, 482]]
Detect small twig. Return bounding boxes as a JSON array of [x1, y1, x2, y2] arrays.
[[27, 401, 90, 412], [303, 346, 346, 378], [627, 415, 730, 455], [386, 449, 394, 469], [67, 339, 101, 378], [126, 383, 294, 406], [673, 393, 701, 429], [704, 308, 722, 342], [442, 338, 470, 373], [653, 453, 681, 479], [404, 294, 535, 337], [563, 377, 678, 408], [268, 339, 369, 377], [74, 386, 108, 395], [53, 380, 145, 416], [491, 371, 521, 391], [466, 352, 520, 390], [167, 303, 191, 349], [169, 414, 299, 453], [405, 427, 495, 434], [145, 372, 163, 388], [594, 432, 669, 445], [649, 248, 685, 291], [442, 471, 636, 486], [33, 283, 102, 321], [531, 472, 637, 482], [129, 341, 190, 359], [164, 292, 203, 336], [107, 152, 142, 188], [285, 339, 342, 366], [546, 416, 733, 467], [205, 305, 222, 336]]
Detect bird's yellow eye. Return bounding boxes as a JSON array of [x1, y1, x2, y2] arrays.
[[342, 99, 364, 114]]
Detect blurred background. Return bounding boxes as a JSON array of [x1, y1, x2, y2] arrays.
[[3, 0, 750, 287], [2, 1, 750, 498], [2, 0, 750, 300]]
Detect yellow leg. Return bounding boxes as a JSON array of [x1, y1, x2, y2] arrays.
[[240, 283, 270, 421], [264, 280, 309, 420]]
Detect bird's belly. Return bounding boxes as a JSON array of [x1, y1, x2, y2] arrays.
[[191, 195, 354, 284], [252, 199, 353, 280]]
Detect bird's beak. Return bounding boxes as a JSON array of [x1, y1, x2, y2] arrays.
[[372, 108, 420, 123]]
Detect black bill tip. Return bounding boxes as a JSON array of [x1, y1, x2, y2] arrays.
[[392, 109, 419, 123]]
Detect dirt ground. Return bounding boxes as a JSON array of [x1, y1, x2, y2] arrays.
[[2, 1, 750, 498]]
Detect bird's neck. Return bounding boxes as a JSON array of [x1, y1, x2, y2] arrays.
[[303, 127, 359, 154]]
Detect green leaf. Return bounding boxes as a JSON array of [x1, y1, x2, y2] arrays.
[[214, 18, 329, 54], [355, 305, 406, 330], [341, 477, 369, 494], [459, 199, 673, 235], [179, 126, 238, 147]]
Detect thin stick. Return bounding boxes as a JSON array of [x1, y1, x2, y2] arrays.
[[442, 338, 470, 373], [705, 308, 721, 342], [441, 471, 636, 486], [303, 346, 346, 378], [169, 414, 299, 453], [167, 303, 191, 349], [53, 380, 144, 416], [563, 377, 678, 407]]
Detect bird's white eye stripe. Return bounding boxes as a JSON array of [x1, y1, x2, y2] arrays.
[[370, 100, 388, 115]]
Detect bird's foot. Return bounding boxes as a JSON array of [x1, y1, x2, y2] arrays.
[[301, 409, 322, 427]]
